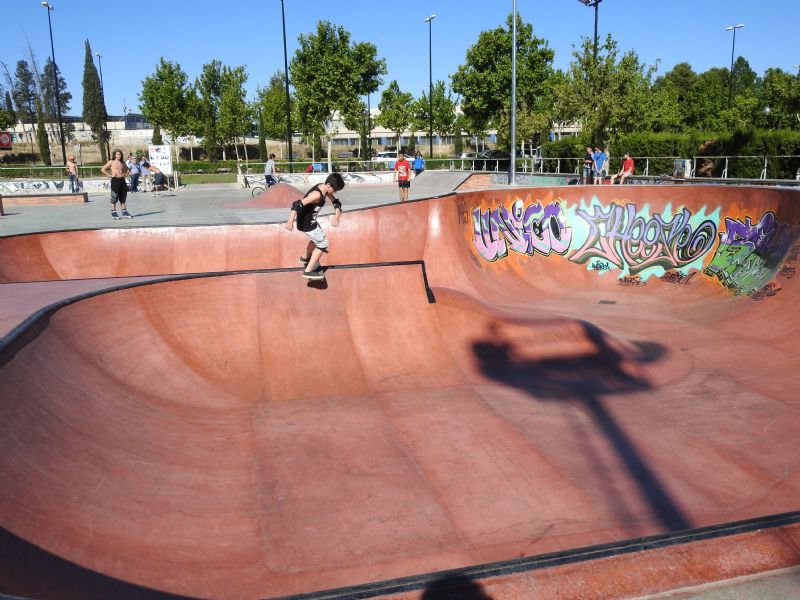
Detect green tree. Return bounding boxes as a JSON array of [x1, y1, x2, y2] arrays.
[[759, 68, 800, 130], [685, 68, 729, 130], [413, 80, 457, 156], [257, 70, 296, 141], [345, 41, 386, 158], [194, 60, 223, 161], [140, 58, 192, 145], [217, 65, 250, 160], [4, 90, 15, 121], [35, 97, 51, 165], [152, 124, 163, 145], [0, 108, 11, 130], [378, 80, 414, 149], [81, 40, 108, 162], [452, 13, 554, 146], [290, 21, 384, 160], [42, 57, 72, 145], [12, 60, 36, 125]]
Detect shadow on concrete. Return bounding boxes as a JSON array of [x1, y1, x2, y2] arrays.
[[472, 321, 690, 532], [421, 573, 493, 599]]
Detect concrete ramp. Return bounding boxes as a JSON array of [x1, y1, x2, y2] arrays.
[[1, 184, 800, 599]]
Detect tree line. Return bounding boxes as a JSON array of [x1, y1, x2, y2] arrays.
[[2, 13, 799, 164]]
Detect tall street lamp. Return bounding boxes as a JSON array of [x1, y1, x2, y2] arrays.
[[424, 14, 436, 159], [95, 50, 110, 159], [42, 1, 66, 165], [280, 0, 294, 173], [578, 0, 602, 62], [725, 23, 744, 108], [510, 0, 517, 186]]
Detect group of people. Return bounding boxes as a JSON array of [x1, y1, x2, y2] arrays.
[[582, 146, 635, 185], [100, 149, 168, 219], [392, 151, 425, 202]]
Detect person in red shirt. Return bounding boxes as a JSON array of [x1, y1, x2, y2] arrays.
[[611, 152, 635, 185], [393, 151, 412, 202]]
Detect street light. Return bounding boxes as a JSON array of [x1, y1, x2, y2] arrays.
[[424, 14, 436, 159], [95, 50, 110, 159], [578, 0, 602, 62], [510, 0, 517, 186], [725, 24, 744, 108], [41, 1, 67, 165], [280, 0, 294, 173]]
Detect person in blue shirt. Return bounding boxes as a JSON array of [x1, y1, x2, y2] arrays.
[[412, 151, 425, 176], [593, 146, 608, 185]]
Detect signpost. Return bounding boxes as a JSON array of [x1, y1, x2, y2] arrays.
[[0, 132, 12, 151]]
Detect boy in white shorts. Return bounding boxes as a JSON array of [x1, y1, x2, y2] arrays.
[[285, 173, 345, 279]]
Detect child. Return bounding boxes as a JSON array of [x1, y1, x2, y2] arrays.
[[285, 173, 345, 280], [393, 151, 412, 202]]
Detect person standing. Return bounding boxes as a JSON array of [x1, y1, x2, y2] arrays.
[[285, 173, 345, 280], [393, 151, 412, 202], [264, 153, 278, 187], [127, 154, 141, 192], [101, 149, 132, 219], [139, 155, 151, 191], [582, 146, 594, 185], [412, 151, 425, 176], [66, 154, 80, 193], [593, 146, 608, 185]]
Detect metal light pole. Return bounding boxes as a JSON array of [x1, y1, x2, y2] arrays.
[[725, 24, 744, 108], [95, 51, 110, 159], [280, 0, 294, 173], [425, 14, 436, 159], [42, 1, 66, 165], [578, 0, 602, 62], [367, 94, 372, 160], [510, 0, 517, 186]]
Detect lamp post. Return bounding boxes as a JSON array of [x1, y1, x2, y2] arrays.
[[424, 14, 436, 159], [578, 0, 602, 62], [280, 0, 294, 173], [95, 51, 110, 159], [41, 1, 66, 165], [510, 0, 517, 186], [725, 24, 744, 108]]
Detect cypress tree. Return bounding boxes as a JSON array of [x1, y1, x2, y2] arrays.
[[4, 91, 15, 121], [82, 40, 108, 162], [35, 97, 51, 165], [152, 125, 163, 145]]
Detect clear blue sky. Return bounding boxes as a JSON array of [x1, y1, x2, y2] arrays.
[[2, 0, 797, 117]]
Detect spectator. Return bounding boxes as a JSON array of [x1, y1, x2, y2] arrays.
[[582, 146, 593, 185], [66, 154, 80, 193], [139, 156, 151, 190], [413, 151, 425, 176], [127, 154, 141, 192], [264, 153, 278, 187], [593, 146, 608, 185], [610, 152, 635, 185]]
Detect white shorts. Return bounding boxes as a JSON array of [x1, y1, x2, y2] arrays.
[[303, 224, 328, 250]]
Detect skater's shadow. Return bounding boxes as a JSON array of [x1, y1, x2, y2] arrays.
[[306, 279, 328, 290], [472, 321, 689, 532], [131, 211, 166, 218], [421, 574, 492, 599]]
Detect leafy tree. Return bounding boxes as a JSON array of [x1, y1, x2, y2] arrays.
[[345, 41, 386, 157], [42, 57, 72, 144], [4, 91, 14, 121], [140, 58, 192, 145], [452, 13, 554, 146], [12, 60, 36, 125], [0, 108, 11, 130], [35, 97, 50, 165], [553, 35, 659, 143], [257, 70, 296, 141], [81, 40, 108, 162], [413, 80, 457, 155], [217, 65, 250, 160], [340, 98, 369, 159], [194, 60, 223, 161], [152, 124, 163, 145], [378, 80, 414, 148], [685, 68, 728, 130], [290, 21, 385, 159], [758, 68, 800, 130]]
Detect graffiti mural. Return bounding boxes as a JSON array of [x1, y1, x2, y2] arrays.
[[472, 198, 572, 262], [704, 212, 799, 296], [570, 202, 718, 277]]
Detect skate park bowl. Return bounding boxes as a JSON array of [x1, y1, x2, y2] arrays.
[[1, 183, 800, 599]]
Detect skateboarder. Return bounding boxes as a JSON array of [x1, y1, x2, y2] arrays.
[[285, 173, 345, 280], [100, 149, 133, 219]]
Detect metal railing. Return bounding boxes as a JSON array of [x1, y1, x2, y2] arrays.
[[691, 155, 800, 180]]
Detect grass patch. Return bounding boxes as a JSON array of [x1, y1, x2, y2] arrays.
[[179, 173, 238, 184]]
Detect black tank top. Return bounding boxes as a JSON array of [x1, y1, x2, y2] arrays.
[[297, 184, 327, 232]]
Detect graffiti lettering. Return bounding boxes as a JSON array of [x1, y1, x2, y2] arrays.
[[661, 271, 697, 285], [457, 200, 470, 225], [704, 212, 799, 295], [750, 283, 782, 302], [778, 240, 800, 280], [618, 275, 646, 287], [590, 261, 611, 271], [571, 203, 717, 276], [472, 199, 572, 262]]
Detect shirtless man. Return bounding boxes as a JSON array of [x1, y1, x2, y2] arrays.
[[66, 154, 80, 193], [101, 149, 132, 219]]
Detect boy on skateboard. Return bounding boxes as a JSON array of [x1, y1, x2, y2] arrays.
[[285, 173, 345, 280]]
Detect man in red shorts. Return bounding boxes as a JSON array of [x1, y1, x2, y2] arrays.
[[393, 151, 412, 202]]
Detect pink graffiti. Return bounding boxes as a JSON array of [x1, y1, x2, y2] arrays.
[[472, 199, 572, 262]]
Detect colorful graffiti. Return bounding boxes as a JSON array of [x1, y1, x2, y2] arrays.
[[704, 212, 798, 296], [472, 198, 572, 262], [570, 202, 718, 276]]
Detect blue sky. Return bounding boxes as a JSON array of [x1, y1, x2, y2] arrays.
[[2, 1, 797, 117]]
